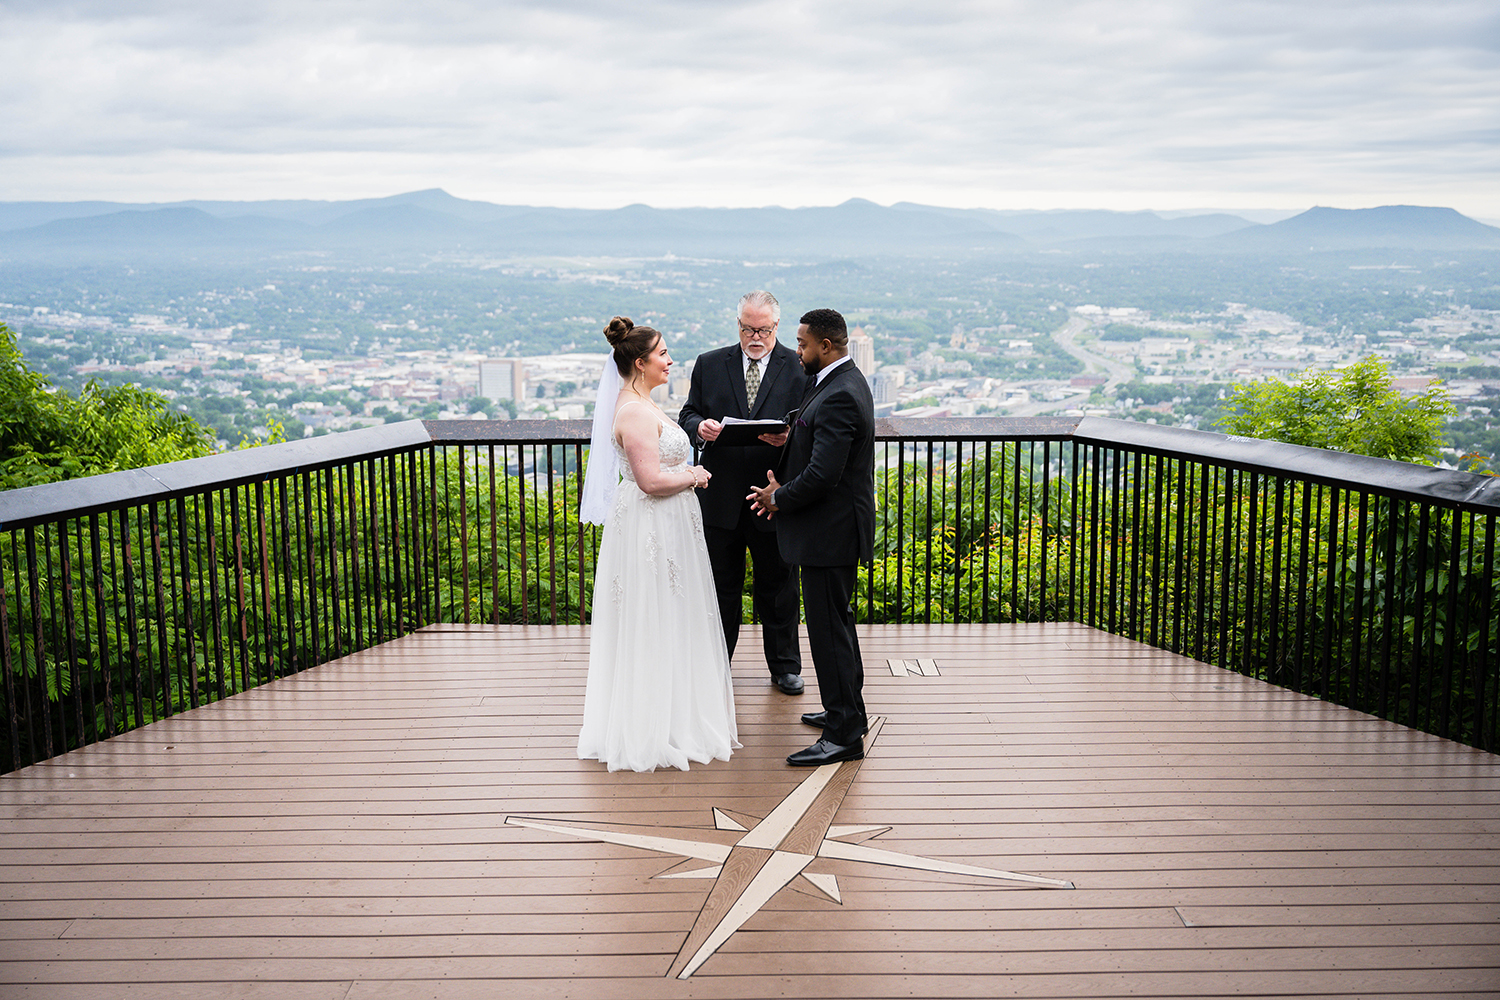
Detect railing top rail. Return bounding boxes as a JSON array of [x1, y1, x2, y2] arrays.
[[4, 414, 1498, 530], [0, 420, 432, 530], [1072, 416, 1500, 514]]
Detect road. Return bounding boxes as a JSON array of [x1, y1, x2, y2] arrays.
[[1006, 313, 1136, 417]]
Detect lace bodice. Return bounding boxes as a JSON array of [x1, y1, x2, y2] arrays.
[[614, 404, 691, 483]]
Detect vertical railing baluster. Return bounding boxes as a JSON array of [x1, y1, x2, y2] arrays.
[[1170, 458, 1187, 655], [174, 497, 199, 710], [1293, 480, 1312, 694], [1217, 469, 1236, 670], [1267, 478, 1285, 684], [1479, 516, 1496, 751], [923, 441, 933, 624], [1148, 454, 1164, 648], [1376, 498, 1399, 719], [488, 445, 501, 624], [228, 487, 249, 695], [1352, 493, 1371, 711], [72, 521, 96, 746], [276, 476, 297, 676], [545, 444, 559, 625], [1240, 472, 1259, 678], [257, 481, 276, 685], [1009, 441, 1021, 622], [364, 459, 383, 645], [1320, 488, 1340, 700], [1087, 445, 1102, 630], [323, 467, 343, 658], [575, 443, 588, 625], [120, 509, 143, 731], [1438, 509, 1463, 740], [1127, 451, 1142, 641], [458, 446, 471, 624], [1066, 441, 1078, 624], [1040, 440, 1051, 621], [518, 444, 530, 624], [90, 514, 112, 740], [0, 537, 18, 769], [58, 521, 84, 751], [1409, 505, 1433, 731], [895, 444, 905, 623], [426, 445, 441, 624], [1192, 463, 1211, 662], [202, 493, 225, 703], [345, 463, 364, 652], [146, 505, 171, 718], [387, 453, 406, 635]]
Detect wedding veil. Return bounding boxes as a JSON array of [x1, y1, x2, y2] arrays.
[[579, 358, 622, 524]]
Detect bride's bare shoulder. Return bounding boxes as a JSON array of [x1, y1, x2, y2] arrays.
[[613, 398, 663, 442]]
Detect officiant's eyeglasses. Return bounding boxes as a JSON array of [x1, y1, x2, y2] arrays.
[[738, 321, 777, 338]]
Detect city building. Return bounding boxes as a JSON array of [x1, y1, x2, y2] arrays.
[[871, 371, 901, 405], [478, 358, 526, 403], [850, 326, 875, 373]]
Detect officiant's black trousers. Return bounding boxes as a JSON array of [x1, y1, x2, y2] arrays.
[[704, 505, 802, 677], [800, 563, 867, 745]]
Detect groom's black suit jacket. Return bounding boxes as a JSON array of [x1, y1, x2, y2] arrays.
[[678, 341, 808, 532], [773, 360, 876, 568]]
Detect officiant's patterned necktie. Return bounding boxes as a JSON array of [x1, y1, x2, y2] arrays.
[[745, 357, 761, 411]]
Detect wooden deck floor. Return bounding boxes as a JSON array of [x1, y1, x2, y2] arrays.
[[1, 622, 1498, 999]]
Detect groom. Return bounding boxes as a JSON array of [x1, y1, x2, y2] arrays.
[[748, 308, 876, 766]]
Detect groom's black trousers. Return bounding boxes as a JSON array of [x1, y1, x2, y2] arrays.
[[799, 563, 867, 745]]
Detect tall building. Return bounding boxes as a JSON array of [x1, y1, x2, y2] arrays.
[[850, 325, 875, 373], [478, 358, 526, 402]]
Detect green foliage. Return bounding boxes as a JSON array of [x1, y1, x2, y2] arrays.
[[851, 450, 1497, 748], [0, 323, 213, 489], [6, 434, 1496, 772], [1218, 355, 1452, 464]]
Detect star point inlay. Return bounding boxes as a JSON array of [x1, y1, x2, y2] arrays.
[[504, 715, 1075, 979]]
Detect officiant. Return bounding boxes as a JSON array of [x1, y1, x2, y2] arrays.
[[678, 290, 810, 695]]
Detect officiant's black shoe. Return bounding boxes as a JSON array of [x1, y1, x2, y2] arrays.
[[801, 711, 867, 736], [773, 673, 804, 695], [787, 738, 863, 767]]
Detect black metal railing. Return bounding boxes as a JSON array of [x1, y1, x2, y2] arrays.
[[3, 416, 1497, 771]]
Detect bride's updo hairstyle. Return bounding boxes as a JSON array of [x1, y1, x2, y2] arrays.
[[604, 316, 662, 378]]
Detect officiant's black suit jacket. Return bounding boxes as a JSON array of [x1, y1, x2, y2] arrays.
[[678, 341, 808, 531], [773, 361, 876, 567]]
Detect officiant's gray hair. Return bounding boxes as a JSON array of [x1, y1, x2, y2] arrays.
[[737, 289, 780, 323]]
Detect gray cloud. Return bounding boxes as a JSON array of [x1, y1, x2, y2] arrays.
[[0, 0, 1495, 214]]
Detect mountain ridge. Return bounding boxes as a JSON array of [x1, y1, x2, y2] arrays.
[[3, 191, 1496, 258]]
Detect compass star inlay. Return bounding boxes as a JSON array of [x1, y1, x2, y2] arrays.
[[504, 716, 1075, 979]]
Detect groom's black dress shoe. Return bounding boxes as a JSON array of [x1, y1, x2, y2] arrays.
[[773, 673, 804, 695], [787, 738, 864, 766]]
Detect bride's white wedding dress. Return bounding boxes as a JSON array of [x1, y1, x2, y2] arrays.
[[578, 403, 739, 772]]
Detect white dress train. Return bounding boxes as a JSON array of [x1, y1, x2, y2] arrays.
[[577, 407, 739, 772]]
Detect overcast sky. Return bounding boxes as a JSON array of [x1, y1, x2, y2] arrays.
[[1, 0, 1496, 217]]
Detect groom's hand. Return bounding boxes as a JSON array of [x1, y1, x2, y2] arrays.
[[747, 470, 782, 518]]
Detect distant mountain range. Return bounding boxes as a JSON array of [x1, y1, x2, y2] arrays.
[[2, 189, 1498, 259]]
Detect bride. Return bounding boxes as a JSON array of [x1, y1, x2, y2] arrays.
[[577, 317, 740, 772]]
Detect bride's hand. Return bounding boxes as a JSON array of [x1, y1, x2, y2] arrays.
[[689, 465, 711, 489]]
